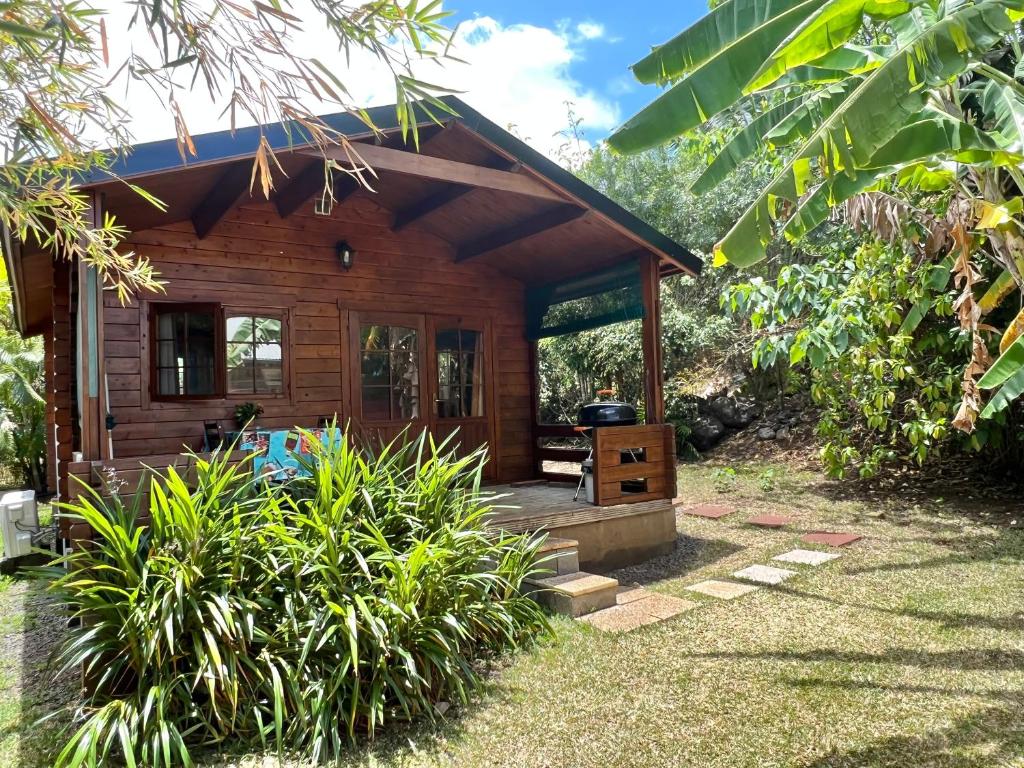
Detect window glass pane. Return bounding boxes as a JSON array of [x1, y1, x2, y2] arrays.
[[359, 323, 419, 421], [362, 386, 391, 420], [155, 308, 216, 397], [389, 326, 417, 351], [361, 351, 390, 386], [226, 315, 252, 342], [254, 354, 284, 391], [225, 315, 284, 395], [435, 328, 482, 418], [361, 325, 386, 350]]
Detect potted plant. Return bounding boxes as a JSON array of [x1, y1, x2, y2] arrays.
[[234, 401, 264, 429]]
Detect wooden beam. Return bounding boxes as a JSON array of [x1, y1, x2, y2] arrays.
[[191, 161, 252, 239], [391, 158, 519, 232], [76, 191, 110, 460], [274, 161, 360, 220], [455, 205, 587, 262], [306, 143, 565, 202], [639, 252, 665, 424]]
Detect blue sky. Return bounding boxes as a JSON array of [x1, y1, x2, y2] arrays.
[[444, 1, 707, 147], [114, 0, 710, 159]]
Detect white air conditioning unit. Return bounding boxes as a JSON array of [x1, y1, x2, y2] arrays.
[[1, 490, 38, 559]]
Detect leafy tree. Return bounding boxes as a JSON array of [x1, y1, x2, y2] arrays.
[[1, 0, 454, 299], [0, 260, 45, 490], [609, 0, 1024, 429]]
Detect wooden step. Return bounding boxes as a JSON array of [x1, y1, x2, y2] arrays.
[[525, 571, 619, 617], [533, 536, 580, 576]]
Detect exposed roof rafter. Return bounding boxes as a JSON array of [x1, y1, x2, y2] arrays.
[[456, 205, 588, 262], [304, 142, 565, 202], [391, 158, 520, 232], [273, 161, 361, 220], [191, 161, 252, 239]]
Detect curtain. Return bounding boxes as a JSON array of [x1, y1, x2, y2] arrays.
[[471, 329, 484, 417]]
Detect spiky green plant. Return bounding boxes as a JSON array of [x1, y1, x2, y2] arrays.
[[46, 429, 549, 767]]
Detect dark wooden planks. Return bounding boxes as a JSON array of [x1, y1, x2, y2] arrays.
[[97, 193, 535, 482], [455, 205, 587, 262], [191, 161, 253, 239]]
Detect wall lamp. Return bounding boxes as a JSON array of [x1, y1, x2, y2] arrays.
[[336, 240, 354, 270]]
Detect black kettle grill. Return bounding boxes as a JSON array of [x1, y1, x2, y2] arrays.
[[577, 400, 638, 428], [573, 391, 638, 502]]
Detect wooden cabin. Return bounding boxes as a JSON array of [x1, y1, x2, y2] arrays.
[[4, 97, 702, 571]]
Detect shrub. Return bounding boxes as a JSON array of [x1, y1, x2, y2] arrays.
[[46, 430, 549, 767]]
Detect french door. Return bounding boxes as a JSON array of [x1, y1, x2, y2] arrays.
[[347, 310, 496, 479]]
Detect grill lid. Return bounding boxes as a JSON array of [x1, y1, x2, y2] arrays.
[[578, 401, 637, 428]]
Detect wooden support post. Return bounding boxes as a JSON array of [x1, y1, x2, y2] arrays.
[[639, 252, 664, 424], [528, 339, 541, 478], [75, 192, 110, 461]]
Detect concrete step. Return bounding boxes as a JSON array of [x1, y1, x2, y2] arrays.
[[525, 571, 619, 617], [533, 536, 580, 576]]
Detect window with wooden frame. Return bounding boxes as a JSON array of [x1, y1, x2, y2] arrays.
[[150, 303, 288, 401], [434, 327, 484, 418], [358, 322, 421, 421], [225, 313, 284, 394]]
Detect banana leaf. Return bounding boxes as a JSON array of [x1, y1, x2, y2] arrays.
[[691, 96, 805, 194], [610, 0, 822, 153], [714, 0, 1020, 266], [980, 80, 1024, 149], [980, 365, 1024, 417], [630, 0, 814, 85], [748, 0, 911, 92], [978, 334, 1024, 389]]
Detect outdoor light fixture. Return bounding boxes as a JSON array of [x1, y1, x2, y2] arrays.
[[336, 240, 354, 270]]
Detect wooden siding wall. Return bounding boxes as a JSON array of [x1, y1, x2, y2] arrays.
[[48, 260, 74, 504], [101, 195, 535, 482]]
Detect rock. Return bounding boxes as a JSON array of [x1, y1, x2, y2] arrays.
[[734, 400, 760, 427], [690, 414, 726, 450], [709, 396, 760, 428], [776, 426, 791, 441], [756, 427, 777, 441], [709, 396, 740, 426]]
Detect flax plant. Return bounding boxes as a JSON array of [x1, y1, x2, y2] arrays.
[[46, 429, 549, 767]]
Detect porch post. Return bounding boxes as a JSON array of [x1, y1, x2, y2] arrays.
[[639, 252, 664, 424], [75, 191, 110, 461]]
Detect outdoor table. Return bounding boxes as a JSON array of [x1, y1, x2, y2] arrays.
[[237, 427, 342, 483]]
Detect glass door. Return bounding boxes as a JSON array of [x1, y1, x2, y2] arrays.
[[426, 315, 496, 479], [349, 311, 428, 445]]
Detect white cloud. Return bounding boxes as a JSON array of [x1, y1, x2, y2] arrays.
[[575, 21, 606, 40], [97, 6, 619, 162]]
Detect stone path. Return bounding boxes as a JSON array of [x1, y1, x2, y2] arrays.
[[773, 548, 842, 566], [746, 514, 793, 528], [801, 531, 863, 547], [733, 564, 798, 585], [683, 504, 736, 519], [577, 504, 863, 633], [580, 587, 698, 632]]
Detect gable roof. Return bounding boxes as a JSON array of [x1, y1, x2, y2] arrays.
[[79, 96, 701, 276]]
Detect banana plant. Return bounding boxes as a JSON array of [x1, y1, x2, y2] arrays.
[[609, 0, 1024, 429]]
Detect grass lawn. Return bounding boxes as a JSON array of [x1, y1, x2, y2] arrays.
[[2, 468, 1022, 767]]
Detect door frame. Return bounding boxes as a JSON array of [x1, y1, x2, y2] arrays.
[[425, 313, 499, 479], [344, 308, 499, 479]]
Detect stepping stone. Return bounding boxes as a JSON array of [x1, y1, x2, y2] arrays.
[[746, 514, 792, 528], [683, 504, 735, 519], [685, 579, 759, 600], [773, 548, 842, 566], [733, 564, 798, 585], [580, 589, 698, 633], [616, 586, 650, 604], [801, 531, 862, 547]]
